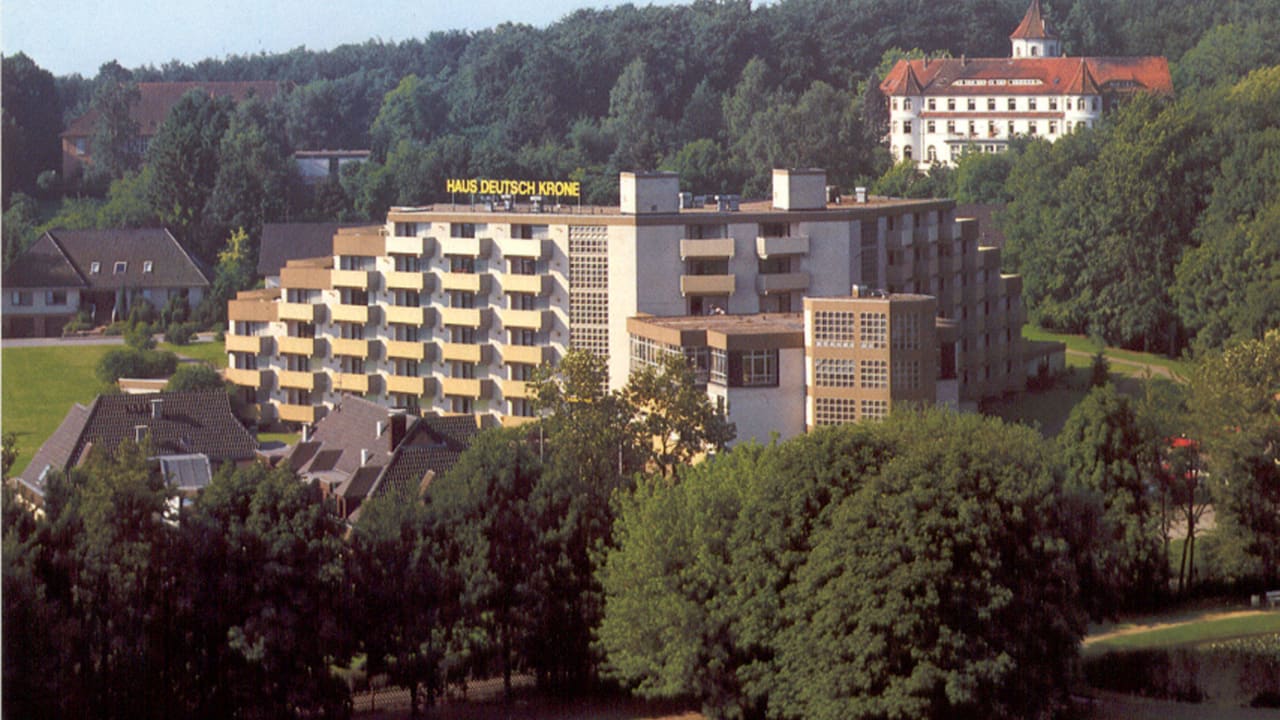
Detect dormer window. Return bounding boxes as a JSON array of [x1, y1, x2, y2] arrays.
[[114, 261, 127, 274], [143, 261, 153, 273], [90, 261, 101, 274]]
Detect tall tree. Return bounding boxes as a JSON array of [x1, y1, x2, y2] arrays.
[[607, 58, 664, 172], [623, 352, 735, 477], [146, 90, 234, 244], [85, 78, 142, 189], [1, 53, 62, 203]]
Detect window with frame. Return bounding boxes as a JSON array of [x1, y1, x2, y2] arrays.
[[904, 98, 912, 110], [967, 98, 976, 111], [510, 363, 536, 381], [1028, 121, 1038, 135], [814, 358, 858, 387], [1008, 98, 1017, 111], [450, 396, 473, 413], [860, 359, 888, 388], [450, 223, 476, 238], [338, 356, 365, 374], [114, 261, 127, 274], [143, 261, 153, 273], [339, 288, 369, 305], [290, 322, 316, 338], [892, 360, 921, 390], [11, 291, 33, 306], [947, 98, 956, 111], [448, 291, 476, 309], [510, 328, 537, 346], [392, 254, 421, 272], [450, 326, 477, 344], [1028, 98, 1037, 111], [946, 120, 956, 134], [394, 222, 419, 237], [903, 120, 912, 134], [390, 323, 419, 342], [449, 256, 476, 273], [509, 398, 535, 417], [1049, 121, 1058, 134], [450, 361, 476, 379], [860, 399, 889, 419], [509, 257, 537, 275], [987, 98, 996, 111], [732, 349, 777, 388], [814, 397, 858, 426], [927, 98, 936, 110], [1008, 120, 1016, 135], [45, 290, 67, 306], [812, 310, 857, 347], [1049, 98, 1059, 111], [90, 261, 101, 274], [926, 120, 936, 133], [891, 312, 921, 349], [859, 312, 887, 349], [337, 322, 364, 340]]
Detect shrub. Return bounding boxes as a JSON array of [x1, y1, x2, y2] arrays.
[[61, 312, 94, 335], [124, 323, 156, 350], [96, 347, 179, 384], [165, 322, 197, 345], [103, 321, 127, 336], [165, 364, 225, 392]]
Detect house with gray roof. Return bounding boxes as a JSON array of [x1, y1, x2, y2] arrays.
[[257, 222, 361, 287], [2, 227, 209, 337], [284, 395, 482, 522], [14, 390, 257, 506]]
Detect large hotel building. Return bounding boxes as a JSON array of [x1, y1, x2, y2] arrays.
[[227, 169, 1043, 442]]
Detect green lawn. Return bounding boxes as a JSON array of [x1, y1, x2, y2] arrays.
[[1021, 325, 1193, 380], [1085, 614, 1280, 655], [258, 431, 300, 447], [159, 340, 227, 368], [2, 345, 115, 477]]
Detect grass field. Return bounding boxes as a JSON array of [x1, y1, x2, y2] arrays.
[[1022, 325, 1193, 380], [159, 340, 227, 368], [2, 345, 115, 477], [1085, 613, 1280, 655]]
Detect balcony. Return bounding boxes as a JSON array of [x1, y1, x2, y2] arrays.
[[503, 344, 548, 366], [278, 403, 320, 424], [386, 234, 432, 256], [331, 372, 375, 394], [385, 340, 431, 361], [331, 269, 370, 289], [440, 236, 490, 258], [680, 274, 736, 296], [225, 334, 265, 354], [224, 367, 261, 387], [440, 272, 488, 293], [502, 238, 546, 259], [500, 379, 531, 399], [386, 374, 429, 396], [384, 270, 426, 291], [277, 336, 317, 356], [384, 305, 428, 325], [440, 377, 491, 398], [278, 302, 317, 322], [278, 370, 322, 391], [499, 308, 548, 331], [441, 342, 489, 363], [330, 304, 370, 324], [501, 273, 548, 295], [329, 338, 370, 358], [756, 235, 810, 258], [440, 307, 488, 328], [755, 272, 811, 294], [680, 237, 735, 259]]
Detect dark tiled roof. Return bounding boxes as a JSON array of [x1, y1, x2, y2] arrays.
[[367, 413, 478, 502], [16, 391, 255, 497], [257, 223, 356, 278], [7, 229, 210, 290], [2, 233, 87, 289], [17, 403, 92, 494], [63, 81, 284, 138], [337, 465, 382, 501], [304, 396, 398, 476]]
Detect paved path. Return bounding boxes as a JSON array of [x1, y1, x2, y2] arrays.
[[1084, 608, 1273, 646]]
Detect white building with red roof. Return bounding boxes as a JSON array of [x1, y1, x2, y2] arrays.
[[880, 0, 1172, 168]]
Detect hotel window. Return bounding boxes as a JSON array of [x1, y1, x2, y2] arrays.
[[1029, 121, 1038, 135], [393, 254, 421, 272], [1008, 120, 1016, 135], [450, 223, 476, 238], [450, 326, 477, 344], [927, 146, 937, 162], [987, 98, 996, 111], [114, 261, 127, 274], [339, 288, 369, 306], [968, 120, 976, 135], [860, 359, 888, 389], [510, 363, 536, 381], [337, 322, 364, 340], [509, 257, 537, 275], [390, 323, 418, 341], [509, 399, 534, 418], [509, 328, 537, 346], [450, 397, 473, 413], [1049, 98, 1059, 111], [927, 98, 936, 110], [1066, 98, 1073, 110], [448, 291, 475, 308], [1028, 98, 1037, 111], [903, 98, 912, 110], [946, 120, 956, 134], [947, 98, 956, 111], [812, 310, 857, 347], [1049, 121, 1058, 135], [338, 356, 365, 375], [394, 222, 419, 237], [892, 98, 899, 110], [449, 256, 476, 273], [860, 399, 889, 419], [814, 358, 859, 388], [814, 397, 858, 426], [731, 349, 778, 388], [926, 120, 935, 133], [859, 312, 887, 349], [450, 361, 476, 379], [903, 120, 912, 133], [891, 312, 921, 349], [1008, 98, 1017, 111], [290, 322, 316, 338], [967, 98, 976, 111], [892, 360, 921, 390]]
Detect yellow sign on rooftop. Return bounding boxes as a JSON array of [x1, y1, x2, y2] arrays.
[[446, 178, 581, 198]]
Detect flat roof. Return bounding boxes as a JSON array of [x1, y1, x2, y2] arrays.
[[628, 313, 805, 351]]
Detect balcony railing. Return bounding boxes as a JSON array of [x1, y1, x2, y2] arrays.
[[499, 308, 548, 331], [501, 238, 546, 259], [331, 269, 370, 289], [384, 305, 428, 325], [386, 374, 429, 396], [329, 338, 370, 358], [441, 342, 488, 363], [278, 402, 320, 424], [225, 334, 265, 354], [440, 236, 490, 258], [439, 307, 488, 328], [385, 340, 430, 361], [755, 235, 810, 258], [278, 370, 322, 391], [440, 377, 491, 398], [277, 336, 317, 356], [384, 270, 426, 291], [679, 237, 735, 259], [755, 272, 810, 294], [680, 274, 736, 296], [224, 367, 261, 387], [440, 272, 488, 293], [502, 344, 548, 366], [330, 304, 370, 324], [278, 302, 317, 322], [501, 273, 548, 295]]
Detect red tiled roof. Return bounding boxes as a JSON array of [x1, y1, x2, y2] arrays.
[[1064, 59, 1101, 95], [1010, 0, 1055, 40], [62, 81, 283, 139], [881, 56, 1172, 97]]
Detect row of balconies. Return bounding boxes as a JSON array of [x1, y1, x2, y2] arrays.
[[321, 268, 554, 293], [228, 333, 553, 366], [678, 235, 813, 260], [383, 235, 549, 260], [678, 272, 813, 296], [229, 366, 516, 401]]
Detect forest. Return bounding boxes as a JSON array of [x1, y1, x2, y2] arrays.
[[3, 0, 1279, 354], [5, 337, 1279, 719]]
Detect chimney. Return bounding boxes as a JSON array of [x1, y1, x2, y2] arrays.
[[301, 424, 312, 442], [360, 448, 371, 466], [389, 413, 408, 452], [150, 398, 163, 419], [855, 186, 868, 203]]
